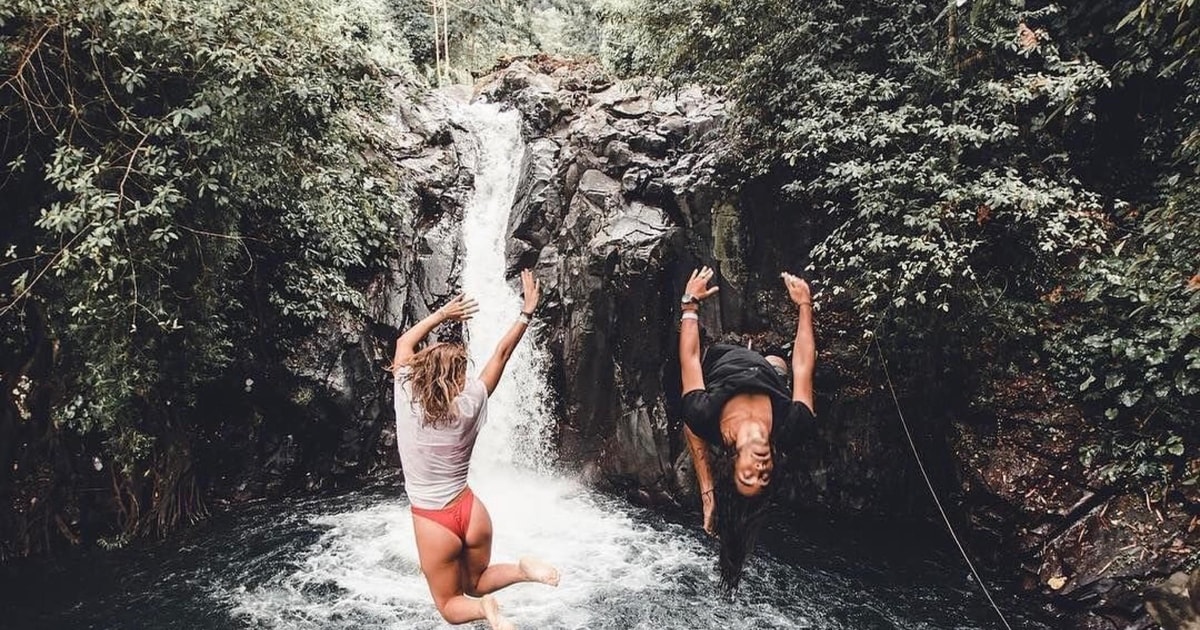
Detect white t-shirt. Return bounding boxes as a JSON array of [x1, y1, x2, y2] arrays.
[[393, 367, 489, 510]]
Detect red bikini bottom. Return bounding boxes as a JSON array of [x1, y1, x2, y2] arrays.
[[411, 487, 475, 542]]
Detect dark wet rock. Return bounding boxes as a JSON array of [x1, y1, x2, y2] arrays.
[[477, 59, 581, 133], [472, 58, 725, 497], [242, 87, 477, 499], [506, 137, 561, 273], [609, 96, 651, 119], [576, 168, 623, 207], [629, 132, 669, 156], [604, 139, 634, 167], [1146, 570, 1200, 630]]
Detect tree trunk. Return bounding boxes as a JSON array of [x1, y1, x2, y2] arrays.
[[442, 0, 451, 83], [431, 0, 442, 86]]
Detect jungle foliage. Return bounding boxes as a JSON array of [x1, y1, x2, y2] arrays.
[[388, 0, 613, 80], [608, 0, 1198, 484], [0, 0, 413, 552]]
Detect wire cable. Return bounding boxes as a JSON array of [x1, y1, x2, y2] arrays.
[[875, 340, 1014, 630]]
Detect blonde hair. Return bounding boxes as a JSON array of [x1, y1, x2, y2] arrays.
[[400, 342, 468, 428]]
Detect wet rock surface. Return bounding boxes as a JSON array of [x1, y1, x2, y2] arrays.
[[474, 55, 726, 494], [473, 55, 940, 519], [211, 86, 479, 501]]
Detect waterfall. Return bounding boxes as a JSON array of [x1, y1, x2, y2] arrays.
[[457, 103, 553, 470]]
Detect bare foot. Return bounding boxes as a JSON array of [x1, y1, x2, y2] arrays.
[[480, 595, 514, 630], [519, 556, 561, 587]]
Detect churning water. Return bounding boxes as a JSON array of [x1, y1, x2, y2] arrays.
[[0, 102, 1052, 630]]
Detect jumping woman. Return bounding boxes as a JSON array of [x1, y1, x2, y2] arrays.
[[393, 269, 559, 630], [678, 267, 818, 590]]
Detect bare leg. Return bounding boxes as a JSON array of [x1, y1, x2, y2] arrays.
[[461, 496, 561, 596], [413, 513, 508, 627]]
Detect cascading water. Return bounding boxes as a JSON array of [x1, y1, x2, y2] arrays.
[[457, 104, 553, 469], [0, 100, 1052, 630]]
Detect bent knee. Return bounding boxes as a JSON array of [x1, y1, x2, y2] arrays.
[[462, 577, 483, 598]]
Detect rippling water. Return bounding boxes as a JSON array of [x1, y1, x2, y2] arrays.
[[0, 478, 1050, 630]]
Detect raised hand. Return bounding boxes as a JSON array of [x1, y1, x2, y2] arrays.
[[685, 266, 720, 302], [439, 294, 479, 321], [780, 272, 812, 307], [521, 268, 540, 313]]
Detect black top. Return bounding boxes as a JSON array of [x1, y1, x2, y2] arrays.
[[681, 343, 816, 450]]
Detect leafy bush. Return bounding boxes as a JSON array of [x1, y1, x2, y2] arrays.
[[1053, 184, 1200, 426], [0, 0, 413, 521], [610, 0, 1198, 482], [610, 1, 1110, 321]]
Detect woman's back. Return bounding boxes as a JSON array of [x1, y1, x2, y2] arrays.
[[394, 368, 489, 510]]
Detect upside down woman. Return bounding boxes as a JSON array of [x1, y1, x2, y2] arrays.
[[393, 269, 559, 630], [678, 267, 818, 590]]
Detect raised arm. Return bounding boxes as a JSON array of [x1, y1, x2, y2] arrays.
[[479, 269, 540, 395], [782, 272, 815, 412], [679, 266, 719, 394], [679, 266, 720, 533], [393, 295, 478, 368]]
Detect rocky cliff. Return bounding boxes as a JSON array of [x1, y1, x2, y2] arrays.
[[228, 86, 481, 498], [473, 54, 950, 516]]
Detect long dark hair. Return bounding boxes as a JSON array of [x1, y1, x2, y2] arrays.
[[711, 443, 773, 592]]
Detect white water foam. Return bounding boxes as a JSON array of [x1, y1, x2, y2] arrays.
[[229, 475, 717, 630], [457, 104, 554, 470]]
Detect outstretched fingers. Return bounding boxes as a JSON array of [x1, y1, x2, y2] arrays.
[[685, 266, 720, 301], [521, 268, 540, 311], [442, 294, 479, 321], [700, 267, 718, 298]]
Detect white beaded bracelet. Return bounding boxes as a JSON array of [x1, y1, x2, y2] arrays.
[[681, 312, 699, 322]]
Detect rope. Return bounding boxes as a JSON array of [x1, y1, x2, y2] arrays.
[[874, 340, 1014, 630]]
